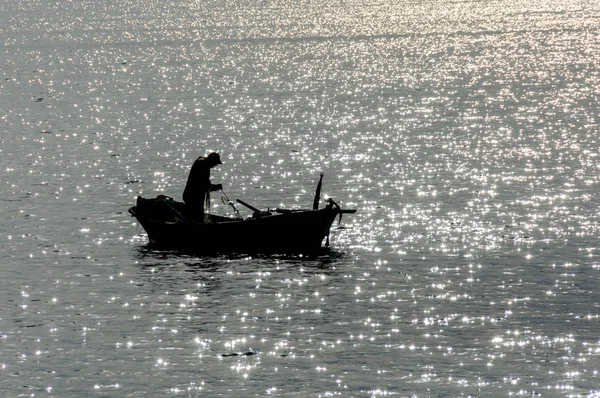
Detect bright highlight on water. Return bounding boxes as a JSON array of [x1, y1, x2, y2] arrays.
[[0, 0, 599, 396]]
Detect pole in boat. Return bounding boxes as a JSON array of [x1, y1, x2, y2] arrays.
[[236, 199, 261, 213], [313, 173, 324, 210], [220, 189, 243, 219]]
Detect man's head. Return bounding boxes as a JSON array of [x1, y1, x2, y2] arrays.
[[206, 152, 222, 167]]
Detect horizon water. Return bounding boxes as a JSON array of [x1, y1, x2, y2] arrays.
[[1, 0, 600, 396]]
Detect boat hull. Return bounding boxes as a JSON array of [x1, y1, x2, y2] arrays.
[[129, 196, 347, 254]]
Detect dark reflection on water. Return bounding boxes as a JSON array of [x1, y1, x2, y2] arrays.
[[133, 244, 350, 264]]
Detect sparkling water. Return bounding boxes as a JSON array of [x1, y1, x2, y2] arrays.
[[1, 0, 599, 395]]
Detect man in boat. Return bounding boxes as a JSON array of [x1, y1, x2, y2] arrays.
[[183, 152, 223, 221]]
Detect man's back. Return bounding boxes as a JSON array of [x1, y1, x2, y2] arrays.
[[183, 156, 211, 205]]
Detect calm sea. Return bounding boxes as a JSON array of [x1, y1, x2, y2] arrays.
[[1, 0, 599, 396]]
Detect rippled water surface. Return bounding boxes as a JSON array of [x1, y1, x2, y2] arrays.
[[1, 0, 600, 396]]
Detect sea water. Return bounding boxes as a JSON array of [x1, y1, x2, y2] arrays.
[[1, 0, 599, 396]]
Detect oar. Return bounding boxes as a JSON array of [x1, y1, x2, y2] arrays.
[[236, 199, 262, 213], [313, 173, 324, 210]]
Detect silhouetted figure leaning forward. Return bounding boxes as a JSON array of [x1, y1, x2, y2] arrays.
[[183, 152, 223, 222]]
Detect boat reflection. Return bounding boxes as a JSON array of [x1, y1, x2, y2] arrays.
[[131, 245, 353, 292]]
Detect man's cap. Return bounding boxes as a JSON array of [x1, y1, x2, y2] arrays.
[[207, 152, 222, 164]]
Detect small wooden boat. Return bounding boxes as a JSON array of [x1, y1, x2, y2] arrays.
[[128, 176, 356, 254]]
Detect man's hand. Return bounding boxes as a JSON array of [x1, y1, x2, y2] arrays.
[[211, 183, 223, 192]]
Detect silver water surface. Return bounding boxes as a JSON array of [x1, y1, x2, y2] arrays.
[[1, 0, 599, 396]]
